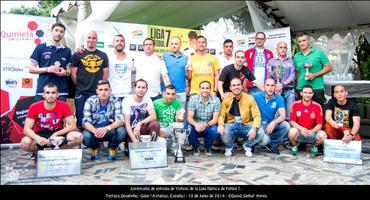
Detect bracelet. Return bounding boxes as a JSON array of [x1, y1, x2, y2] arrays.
[[106, 125, 112, 131]]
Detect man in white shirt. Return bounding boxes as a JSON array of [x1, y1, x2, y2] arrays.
[[217, 39, 234, 74], [134, 38, 171, 101]]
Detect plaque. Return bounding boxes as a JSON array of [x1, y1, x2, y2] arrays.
[[36, 149, 82, 177], [129, 141, 167, 169], [324, 139, 362, 164]]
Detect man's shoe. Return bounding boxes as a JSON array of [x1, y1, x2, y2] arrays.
[[193, 148, 200, 156], [90, 149, 100, 160], [184, 144, 193, 151], [291, 145, 298, 156], [283, 141, 293, 149], [266, 144, 280, 155], [244, 147, 253, 157], [224, 148, 233, 157], [205, 148, 212, 156], [107, 148, 117, 160], [310, 145, 319, 157]]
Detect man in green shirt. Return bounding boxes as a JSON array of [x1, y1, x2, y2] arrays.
[[294, 32, 332, 108], [154, 85, 184, 155]]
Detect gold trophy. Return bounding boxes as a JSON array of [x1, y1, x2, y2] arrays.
[[174, 128, 186, 163]]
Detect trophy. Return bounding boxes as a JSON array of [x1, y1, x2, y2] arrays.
[[49, 136, 65, 150], [54, 61, 61, 68], [303, 63, 312, 80], [140, 135, 152, 143], [174, 128, 187, 163], [271, 65, 282, 94]]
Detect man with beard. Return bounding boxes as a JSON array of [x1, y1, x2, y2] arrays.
[[21, 83, 83, 166], [108, 34, 135, 101], [324, 85, 361, 142], [289, 84, 327, 156], [218, 77, 263, 157], [82, 80, 126, 160], [29, 22, 72, 102]]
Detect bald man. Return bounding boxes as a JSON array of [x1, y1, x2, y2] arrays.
[[70, 30, 109, 129]]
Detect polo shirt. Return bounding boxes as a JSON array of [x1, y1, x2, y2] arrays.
[[163, 52, 188, 93], [252, 91, 285, 124]]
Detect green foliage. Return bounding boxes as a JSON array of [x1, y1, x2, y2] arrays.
[[356, 97, 370, 105], [8, 0, 62, 16], [356, 33, 370, 80], [291, 37, 299, 56]]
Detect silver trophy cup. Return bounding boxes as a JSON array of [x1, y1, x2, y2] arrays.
[[49, 136, 65, 150], [174, 128, 187, 163]]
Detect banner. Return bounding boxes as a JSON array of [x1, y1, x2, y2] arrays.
[[1, 14, 55, 144]]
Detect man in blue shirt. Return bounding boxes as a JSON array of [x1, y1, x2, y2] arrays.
[[163, 36, 188, 108], [252, 78, 290, 154], [29, 22, 72, 101]]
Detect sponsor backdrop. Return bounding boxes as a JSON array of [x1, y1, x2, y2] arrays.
[[0, 14, 290, 144]]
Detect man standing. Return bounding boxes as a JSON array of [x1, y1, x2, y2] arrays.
[[108, 34, 135, 101], [267, 41, 296, 121], [218, 50, 263, 100], [324, 85, 361, 142], [294, 32, 332, 108], [21, 83, 83, 165], [154, 85, 184, 155], [187, 81, 220, 156], [122, 79, 161, 143], [218, 78, 263, 157], [82, 80, 126, 160], [163, 37, 188, 108], [245, 32, 274, 94], [252, 78, 290, 154], [187, 36, 220, 95], [183, 30, 197, 57], [288, 85, 327, 156], [70, 30, 109, 129], [217, 39, 235, 74], [134, 38, 171, 101], [29, 22, 72, 101]]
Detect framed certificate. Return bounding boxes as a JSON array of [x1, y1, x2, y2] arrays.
[[324, 139, 362, 165], [129, 141, 167, 169], [36, 149, 82, 177]]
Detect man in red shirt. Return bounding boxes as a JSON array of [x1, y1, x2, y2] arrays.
[[245, 32, 274, 94], [21, 83, 83, 165], [288, 84, 327, 156]]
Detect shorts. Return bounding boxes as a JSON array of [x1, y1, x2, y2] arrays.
[[36, 130, 68, 150]]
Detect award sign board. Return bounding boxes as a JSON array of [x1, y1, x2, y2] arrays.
[[129, 141, 167, 169], [36, 149, 82, 177], [324, 139, 362, 164]]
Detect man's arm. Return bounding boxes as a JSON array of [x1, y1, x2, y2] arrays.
[[253, 80, 264, 91], [310, 63, 332, 80], [102, 67, 109, 80], [162, 73, 171, 86], [325, 109, 339, 129], [24, 118, 50, 146], [208, 112, 220, 126], [218, 81, 225, 99], [351, 116, 360, 135], [124, 114, 137, 142], [70, 66, 78, 84], [214, 69, 220, 93], [52, 115, 77, 137], [144, 108, 157, 123]]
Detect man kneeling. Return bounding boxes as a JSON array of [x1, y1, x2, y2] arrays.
[[21, 83, 83, 166]]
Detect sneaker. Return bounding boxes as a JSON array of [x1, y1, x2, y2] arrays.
[[224, 148, 233, 157], [193, 148, 200, 156], [184, 144, 193, 151], [283, 141, 293, 149], [244, 147, 253, 157], [291, 145, 298, 156], [265, 144, 280, 154], [90, 149, 100, 160], [205, 148, 212, 156], [310, 145, 319, 157], [107, 148, 117, 160]]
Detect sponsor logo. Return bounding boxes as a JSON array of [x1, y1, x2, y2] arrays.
[[2, 63, 24, 72], [296, 111, 301, 117], [22, 78, 33, 88], [237, 39, 246, 45], [132, 30, 144, 38], [1, 21, 45, 45], [97, 41, 104, 48], [5, 79, 17, 88]]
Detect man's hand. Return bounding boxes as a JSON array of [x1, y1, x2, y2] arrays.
[[195, 122, 207, 132], [47, 65, 60, 74], [94, 127, 108, 138], [248, 128, 257, 140], [275, 83, 283, 94], [218, 125, 224, 136], [300, 128, 309, 137], [75, 46, 84, 54], [265, 121, 276, 135], [36, 136, 50, 146], [306, 73, 317, 80]]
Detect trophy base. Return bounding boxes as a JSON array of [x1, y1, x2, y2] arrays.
[[175, 157, 185, 163]]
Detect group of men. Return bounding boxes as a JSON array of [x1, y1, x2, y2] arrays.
[[20, 22, 362, 164]]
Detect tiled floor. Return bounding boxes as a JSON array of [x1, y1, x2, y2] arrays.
[[1, 140, 370, 185]]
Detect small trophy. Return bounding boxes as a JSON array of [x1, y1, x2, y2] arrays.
[[174, 128, 187, 163], [140, 135, 152, 143], [272, 65, 282, 94], [49, 136, 65, 150], [54, 61, 61, 68], [303, 63, 312, 80]]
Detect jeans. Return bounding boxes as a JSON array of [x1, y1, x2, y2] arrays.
[[282, 88, 295, 121], [75, 94, 93, 129], [82, 126, 126, 149], [259, 121, 290, 146], [187, 124, 219, 149], [221, 122, 264, 149]]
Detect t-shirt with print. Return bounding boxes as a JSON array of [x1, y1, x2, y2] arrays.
[[153, 98, 181, 128], [108, 53, 134, 97], [253, 48, 267, 86], [122, 95, 153, 128], [290, 100, 323, 130], [326, 98, 360, 128], [71, 49, 109, 95], [27, 100, 73, 133], [219, 64, 256, 92], [188, 54, 220, 94]]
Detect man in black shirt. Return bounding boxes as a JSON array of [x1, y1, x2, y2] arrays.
[[324, 85, 361, 143], [218, 50, 263, 100]]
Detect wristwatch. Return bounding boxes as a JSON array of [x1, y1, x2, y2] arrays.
[[107, 126, 112, 131]]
